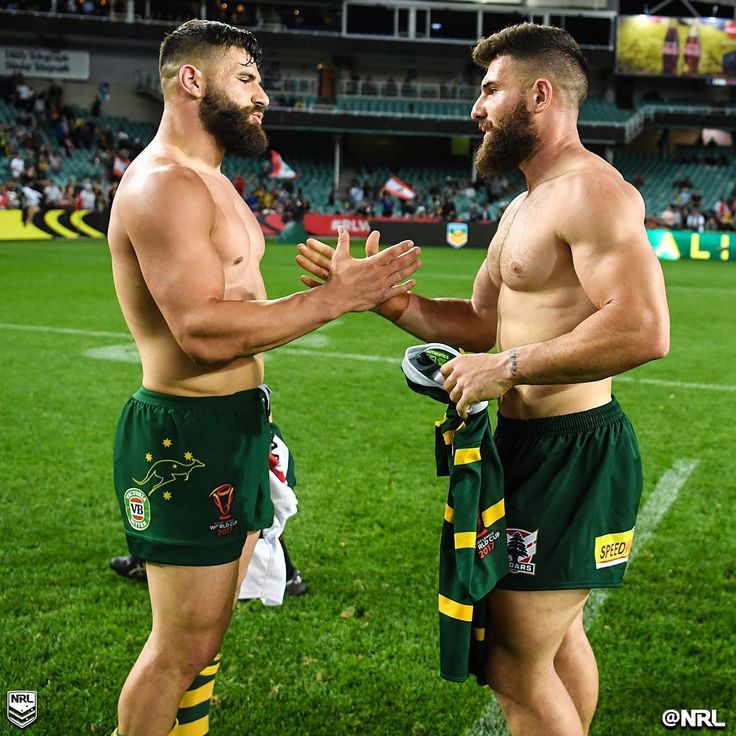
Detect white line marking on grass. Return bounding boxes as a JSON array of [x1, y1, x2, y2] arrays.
[[467, 458, 699, 736], [0, 322, 128, 339], [615, 376, 736, 393], [2, 323, 735, 394]]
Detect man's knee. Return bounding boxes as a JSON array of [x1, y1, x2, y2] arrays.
[[485, 645, 529, 701], [149, 630, 223, 681]]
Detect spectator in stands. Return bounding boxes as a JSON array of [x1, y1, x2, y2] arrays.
[[244, 188, 259, 212], [440, 195, 456, 220], [686, 207, 705, 232], [79, 179, 97, 210], [15, 77, 34, 111], [381, 193, 395, 217], [232, 172, 246, 196], [349, 179, 364, 210], [21, 182, 42, 223], [705, 212, 719, 231], [659, 203, 682, 229], [676, 184, 692, 206], [10, 151, 25, 180], [43, 180, 63, 208], [714, 197, 733, 230]]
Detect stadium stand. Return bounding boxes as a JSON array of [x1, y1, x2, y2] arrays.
[[1, 0, 735, 232]]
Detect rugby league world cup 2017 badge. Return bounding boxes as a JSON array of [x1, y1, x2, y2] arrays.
[[209, 483, 238, 537], [7, 691, 37, 729]]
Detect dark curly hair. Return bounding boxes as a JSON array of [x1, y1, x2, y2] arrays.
[[472, 23, 588, 108], [159, 19, 263, 72]]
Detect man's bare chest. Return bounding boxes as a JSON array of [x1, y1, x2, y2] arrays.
[[488, 200, 568, 291], [205, 180, 265, 299]]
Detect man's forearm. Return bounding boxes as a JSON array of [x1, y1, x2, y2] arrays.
[[176, 286, 342, 364], [378, 293, 495, 353], [509, 303, 669, 386]]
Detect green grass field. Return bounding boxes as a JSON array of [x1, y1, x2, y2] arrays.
[[0, 239, 734, 736]]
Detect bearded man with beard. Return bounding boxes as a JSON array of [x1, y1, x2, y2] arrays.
[[106, 19, 420, 736], [298, 23, 669, 736]]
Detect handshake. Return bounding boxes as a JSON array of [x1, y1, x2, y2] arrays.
[[295, 226, 421, 320]]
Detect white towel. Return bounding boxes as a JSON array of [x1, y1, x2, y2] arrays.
[[238, 433, 298, 606]]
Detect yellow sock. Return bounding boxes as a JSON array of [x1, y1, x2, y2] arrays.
[[175, 654, 221, 735]]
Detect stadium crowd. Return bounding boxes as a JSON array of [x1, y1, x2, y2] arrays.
[[2, 72, 735, 231]]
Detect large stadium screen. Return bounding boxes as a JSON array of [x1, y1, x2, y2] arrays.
[[616, 15, 736, 80]]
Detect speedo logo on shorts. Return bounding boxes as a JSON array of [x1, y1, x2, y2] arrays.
[[506, 528, 538, 575], [594, 528, 635, 569]]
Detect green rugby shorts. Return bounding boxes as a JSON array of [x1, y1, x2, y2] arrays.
[[494, 398, 643, 591], [113, 387, 273, 566]]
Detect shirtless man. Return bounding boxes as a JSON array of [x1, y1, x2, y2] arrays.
[[297, 23, 669, 736], [106, 19, 420, 736]]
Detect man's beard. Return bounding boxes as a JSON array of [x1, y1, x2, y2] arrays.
[[475, 98, 540, 176], [199, 85, 268, 158]]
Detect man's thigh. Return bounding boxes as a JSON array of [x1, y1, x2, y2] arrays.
[[146, 556, 243, 645], [486, 588, 590, 662]]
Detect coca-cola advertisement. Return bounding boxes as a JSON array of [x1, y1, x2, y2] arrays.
[[616, 16, 736, 78]]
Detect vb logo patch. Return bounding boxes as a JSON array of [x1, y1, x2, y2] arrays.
[[595, 528, 634, 569], [506, 528, 538, 575], [7, 691, 37, 729], [124, 489, 151, 531]]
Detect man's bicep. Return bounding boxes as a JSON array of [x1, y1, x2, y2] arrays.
[[568, 204, 664, 309], [470, 259, 499, 323], [126, 175, 223, 318]]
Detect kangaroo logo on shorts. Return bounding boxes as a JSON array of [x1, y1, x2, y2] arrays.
[[124, 489, 151, 531], [133, 453, 206, 497], [506, 528, 538, 575]]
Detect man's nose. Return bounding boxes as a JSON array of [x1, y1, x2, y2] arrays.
[[471, 96, 485, 120]]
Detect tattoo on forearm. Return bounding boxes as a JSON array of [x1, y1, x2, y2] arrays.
[[509, 349, 518, 377]]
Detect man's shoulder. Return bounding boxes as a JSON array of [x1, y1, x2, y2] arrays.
[[117, 155, 213, 212], [553, 159, 640, 209]]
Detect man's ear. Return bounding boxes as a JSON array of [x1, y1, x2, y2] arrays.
[[530, 78, 553, 113], [178, 64, 204, 98]]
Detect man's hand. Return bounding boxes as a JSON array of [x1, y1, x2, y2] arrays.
[[440, 352, 516, 418], [296, 230, 418, 319]]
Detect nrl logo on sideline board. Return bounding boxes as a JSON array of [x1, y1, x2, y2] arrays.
[[7, 690, 37, 729]]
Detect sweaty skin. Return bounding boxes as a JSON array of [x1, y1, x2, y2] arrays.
[[297, 56, 668, 419], [108, 47, 420, 398], [108, 151, 269, 396], [110, 39, 422, 736]]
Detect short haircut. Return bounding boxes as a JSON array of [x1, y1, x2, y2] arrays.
[[159, 19, 262, 72], [472, 22, 588, 108]]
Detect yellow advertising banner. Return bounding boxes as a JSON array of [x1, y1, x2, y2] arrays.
[[617, 15, 736, 77]]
